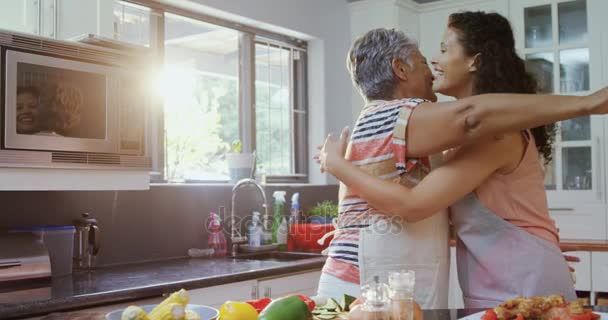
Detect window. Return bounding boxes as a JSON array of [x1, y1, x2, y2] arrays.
[[0, 1, 308, 183], [255, 43, 293, 176], [158, 13, 308, 183], [162, 13, 239, 182]]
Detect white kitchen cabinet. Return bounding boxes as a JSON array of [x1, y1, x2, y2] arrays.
[[510, 0, 608, 240], [189, 280, 258, 309], [591, 252, 608, 292], [568, 251, 592, 291], [257, 270, 322, 299]]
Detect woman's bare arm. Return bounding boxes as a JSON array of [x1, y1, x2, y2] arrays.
[[319, 129, 516, 222], [407, 88, 608, 157]]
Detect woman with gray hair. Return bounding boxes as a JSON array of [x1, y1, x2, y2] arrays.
[[315, 25, 608, 309]]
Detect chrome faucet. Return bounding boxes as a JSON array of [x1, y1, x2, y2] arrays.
[[230, 179, 268, 257], [229, 151, 269, 257]]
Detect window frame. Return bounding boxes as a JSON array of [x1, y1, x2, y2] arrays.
[[128, 1, 309, 183], [252, 38, 308, 183]]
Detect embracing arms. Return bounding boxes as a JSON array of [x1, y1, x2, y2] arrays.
[[407, 88, 608, 157]]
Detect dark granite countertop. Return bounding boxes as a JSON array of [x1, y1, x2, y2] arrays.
[[0, 253, 326, 319]]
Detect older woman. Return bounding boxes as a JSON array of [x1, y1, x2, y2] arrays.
[[315, 27, 608, 309]]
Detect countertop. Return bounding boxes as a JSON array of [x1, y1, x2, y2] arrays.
[[32, 306, 608, 320], [0, 253, 326, 319], [558, 239, 608, 252], [449, 238, 608, 252]]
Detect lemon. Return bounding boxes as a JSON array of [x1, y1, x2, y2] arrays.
[[219, 301, 258, 320]]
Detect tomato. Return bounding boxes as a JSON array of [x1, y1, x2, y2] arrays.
[[481, 309, 498, 320], [294, 294, 316, 312], [246, 297, 272, 313]]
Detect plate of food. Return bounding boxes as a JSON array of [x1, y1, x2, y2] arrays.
[[459, 295, 607, 320], [105, 289, 219, 320]]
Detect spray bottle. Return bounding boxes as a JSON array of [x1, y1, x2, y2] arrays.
[[272, 191, 287, 249], [207, 212, 226, 257]]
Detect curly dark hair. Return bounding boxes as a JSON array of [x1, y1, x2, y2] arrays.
[[448, 11, 555, 164]]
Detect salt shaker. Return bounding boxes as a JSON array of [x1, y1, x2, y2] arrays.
[[389, 270, 415, 320], [358, 276, 391, 320]]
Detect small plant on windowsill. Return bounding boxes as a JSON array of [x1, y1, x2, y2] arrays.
[[307, 200, 339, 224]]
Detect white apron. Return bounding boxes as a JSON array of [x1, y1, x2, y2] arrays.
[[358, 213, 450, 310], [451, 193, 577, 308]]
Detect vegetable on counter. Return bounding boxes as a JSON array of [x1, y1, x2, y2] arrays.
[[294, 294, 316, 312], [121, 288, 192, 320], [246, 297, 273, 313], [311, 295, 356, 320], [147, 303, 184, 320], [121, 306, 150, 320], [258, 295, 313, 320], [219, 301, 259, 320]]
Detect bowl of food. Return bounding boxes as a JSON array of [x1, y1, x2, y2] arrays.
[[460, 295, 606, 320], [105, 289, 219, 320]]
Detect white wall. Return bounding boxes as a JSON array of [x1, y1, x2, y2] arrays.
[[162, 0, 353, 185]]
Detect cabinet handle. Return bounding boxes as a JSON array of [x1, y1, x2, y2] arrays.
[[263, 287, 271, 298], [549, 207, 575, 212], [251, 285, 259, 300], [596, 137, 603, 201]]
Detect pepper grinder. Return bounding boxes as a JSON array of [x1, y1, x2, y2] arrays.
[[73, 212, 100, 270]]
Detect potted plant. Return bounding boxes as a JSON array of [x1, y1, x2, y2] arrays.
[[225, 140, 255, 184], [307, 200, 338, 224]]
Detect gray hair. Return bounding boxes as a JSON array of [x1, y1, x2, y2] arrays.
[[347, 28, 418, 100]]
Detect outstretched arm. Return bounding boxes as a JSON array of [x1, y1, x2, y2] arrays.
[[318, 128, 514, 222], [407, 88, 608, 157]]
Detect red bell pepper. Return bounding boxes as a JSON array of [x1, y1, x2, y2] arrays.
[[246, 297, 272, 313], [294, 294, 316, 312]]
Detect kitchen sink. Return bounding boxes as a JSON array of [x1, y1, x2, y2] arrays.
[[233, 251, 323, 262]]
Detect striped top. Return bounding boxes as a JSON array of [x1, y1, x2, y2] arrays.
[[322, 98, 431, 284]]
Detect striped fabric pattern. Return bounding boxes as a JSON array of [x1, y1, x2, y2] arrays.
[[323, 98, 431, 283]]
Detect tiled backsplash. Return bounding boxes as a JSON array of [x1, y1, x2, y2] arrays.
[[0, 184, 338, 267]]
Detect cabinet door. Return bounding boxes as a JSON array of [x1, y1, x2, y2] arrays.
[[0, 0, 39, 35], [591, 252, 608, 292], [189, 280, 258, 309], [511, 0, 607, 240], [565, 251, 591, 291], [257, 271, 322, 298]]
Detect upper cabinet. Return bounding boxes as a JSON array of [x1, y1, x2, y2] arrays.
[[511, 0, 607, 239]]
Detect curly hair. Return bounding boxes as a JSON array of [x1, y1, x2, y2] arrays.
[[49, 84, 83, 134], [448, 11, 555, 164]]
